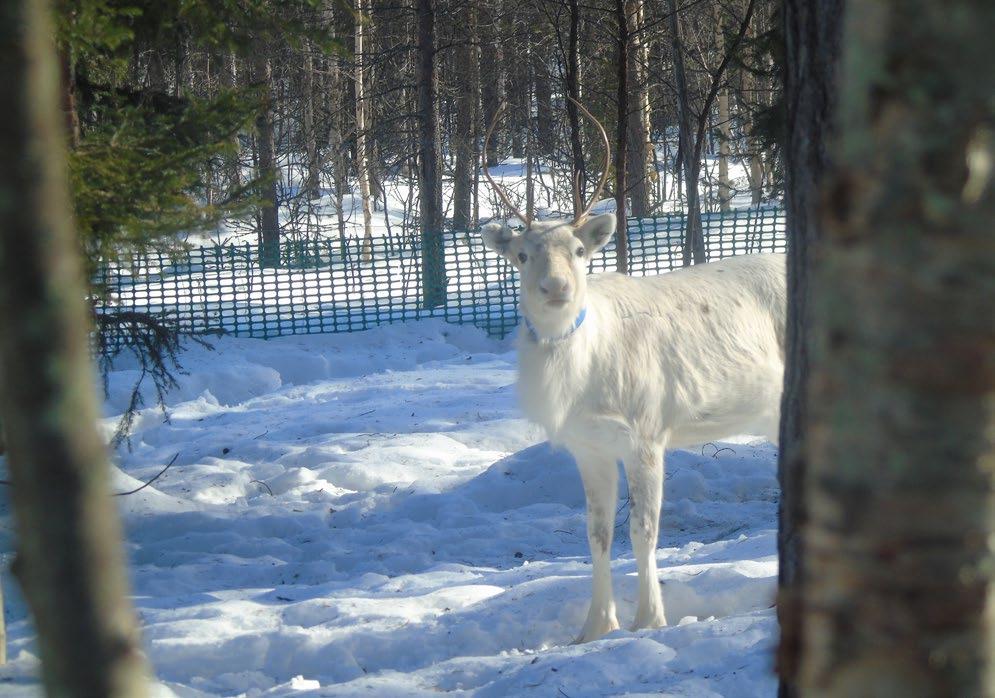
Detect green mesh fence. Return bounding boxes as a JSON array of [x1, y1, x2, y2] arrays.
[[93, 207, 785, 351]]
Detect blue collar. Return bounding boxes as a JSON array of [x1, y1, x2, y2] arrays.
[[524, 307, 587, 344]]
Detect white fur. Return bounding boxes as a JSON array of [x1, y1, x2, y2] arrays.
[[480, 214, 786, 643]]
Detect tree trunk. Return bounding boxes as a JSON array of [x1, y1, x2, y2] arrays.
[[566, 0, 586, 213], [533, 51, 554, 158], [58, 48, 80, 148], [613, 0, 629, 274], [252, 49, 280, 268], [717, 88, 731, 211], [750, 155, 763, 205], [452, 6, 480, 232], [221, 50, 241, 190], [509, 50, 527, 160], [303, 45, 321, 201], [417, 0, 445, 307], [355, 0, 375, 262], [777, 2, 843, 696], [624, 0, 652, 218], [668, 0, 705, 264], [0, 0, 149, 693], [480, 5, 505, 168], [799, 1, 995, 694], [715, 5, 731, 213]]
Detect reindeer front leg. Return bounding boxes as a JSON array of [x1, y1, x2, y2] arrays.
[[623, 443, 667, 630], [573, 453, 621, 643]]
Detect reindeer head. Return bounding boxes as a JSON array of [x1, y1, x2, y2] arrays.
[[481, 215, 615, 336], [479, 98, 614, 340]]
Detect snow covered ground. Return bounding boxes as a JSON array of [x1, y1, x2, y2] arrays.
[[0, 319, 778, 696]]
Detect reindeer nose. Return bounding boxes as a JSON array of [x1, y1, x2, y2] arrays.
[[540, 276, 571, 297]]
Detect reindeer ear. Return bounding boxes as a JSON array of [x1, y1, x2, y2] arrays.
[[574, 213, 616, 254], [480, 223, 520, 261]]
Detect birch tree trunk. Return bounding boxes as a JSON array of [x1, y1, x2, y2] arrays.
[[799, 1, 995, 694], [355, 0, 375, 262], [624, 0, 652, 219], [0, 0, 149, 693], [417, 0, 445, 307], [715, 6, 731, 213], [777, 2, 843, 696]]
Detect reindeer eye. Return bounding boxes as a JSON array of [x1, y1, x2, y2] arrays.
[[518, 252, 527, 263], [576, 246, 586, 257]]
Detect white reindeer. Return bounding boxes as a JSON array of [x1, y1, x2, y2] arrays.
[[479, 102, 786, 643]]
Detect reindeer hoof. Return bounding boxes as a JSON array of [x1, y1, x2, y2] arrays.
[[573, 616, 620, 644]]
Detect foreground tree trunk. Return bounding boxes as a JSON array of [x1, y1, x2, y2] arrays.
[[0, 0, 149, 694], [777, 2, 843, 696], [799, 1, 995, 694], [416, 0, 445, 307]]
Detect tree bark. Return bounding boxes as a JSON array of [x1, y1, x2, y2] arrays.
[[717, 88, 731, 211], [777, 2, 843, 696], [416, 0, 445, 307], [303, 45, 321, 201], [566, 0, 586, 213], [668, 0, 704, 264], [452, 6, 480, 232], [480, 5, 505, 169], [508, 48, 527, 160], [252, 49, 280, 268], [221, 50, 241, 190], [624, 0, 652, 218], [715, 5, 731, 212], [533, 51, 554, 158], [58, 48, 80, 148], [355, 0, 375, 262], [799, 1, 995, 694], [613, 0, 629, 274], [0, 0, 149, 694]]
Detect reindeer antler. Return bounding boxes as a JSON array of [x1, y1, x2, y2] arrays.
[[567, 96, 611, 225], [482, 103, 531, 228]]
